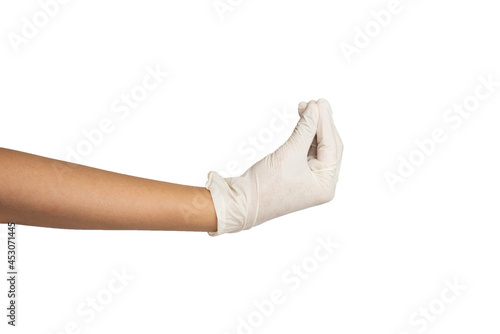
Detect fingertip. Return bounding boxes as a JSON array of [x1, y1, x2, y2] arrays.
[[316, 98, 333, 117], [298, 101, 307, 115], [306, 100, 319, 113], [304, 100, 320, 124]]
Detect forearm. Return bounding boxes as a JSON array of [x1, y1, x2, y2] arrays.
[[0, 148, 217, 232]]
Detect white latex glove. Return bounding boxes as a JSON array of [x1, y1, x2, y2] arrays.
[[205, 98, 343, 236]]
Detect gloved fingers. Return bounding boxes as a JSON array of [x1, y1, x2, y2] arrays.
[[315, 98, 343, 167], [299, 101, 318, 159], [287, 100, 319, 153]]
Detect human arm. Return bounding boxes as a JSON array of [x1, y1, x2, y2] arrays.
[[0, 98, 343, 235], [0, 147, 217, 232]]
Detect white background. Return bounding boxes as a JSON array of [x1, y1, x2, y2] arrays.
[[1, 0, 499, 333]]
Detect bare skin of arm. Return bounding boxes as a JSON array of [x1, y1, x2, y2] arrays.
[[0, 148, 217, 232]]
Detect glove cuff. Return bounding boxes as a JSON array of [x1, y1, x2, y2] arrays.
[[205, 171, 250, 236]]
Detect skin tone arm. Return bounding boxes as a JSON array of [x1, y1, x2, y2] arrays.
[[0, 147, 217, 232]]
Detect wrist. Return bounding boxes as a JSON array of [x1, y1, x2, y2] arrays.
[[205, 171, 257, 236]]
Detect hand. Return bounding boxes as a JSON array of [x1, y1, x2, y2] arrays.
[[205, 98, 343, 236]]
